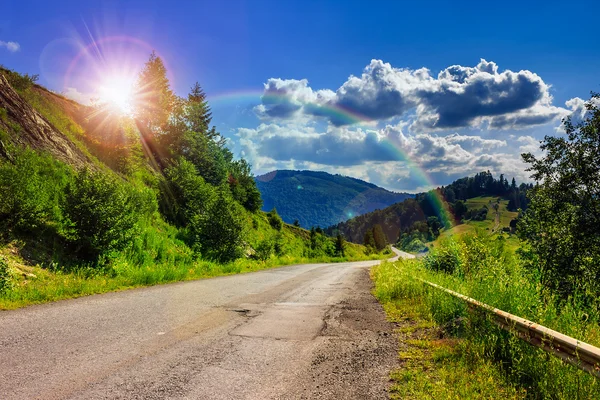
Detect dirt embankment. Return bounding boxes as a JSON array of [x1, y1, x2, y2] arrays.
[[0, 74, 91, 167]]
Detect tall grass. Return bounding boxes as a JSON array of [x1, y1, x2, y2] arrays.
[[373, 233, 600, 399]]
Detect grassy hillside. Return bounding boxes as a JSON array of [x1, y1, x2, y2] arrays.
[[0, 65, 382, 309], [255, 170, 412, 228], [330, 172, 528, 254], [430, 196, 519, 250]]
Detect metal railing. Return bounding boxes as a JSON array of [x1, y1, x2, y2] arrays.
[[421, 279, 600, 378]]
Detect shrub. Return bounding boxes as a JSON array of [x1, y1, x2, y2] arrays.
[[0, 256, 12, 294], [0, 149, 71, 235], [254, 238, 274, 261], [63, 168, 142, 261], [422, 239, 462, 274], [193, 186, 247, 263], [161, 157, 214, 226], [267, 208, 283, 231]]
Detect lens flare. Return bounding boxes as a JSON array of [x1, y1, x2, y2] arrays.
[[98, 75, 135, 115]]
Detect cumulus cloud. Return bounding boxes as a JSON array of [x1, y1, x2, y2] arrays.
[[256, 59, 567, 131], [517, 136, 541, 155], [443, 133, 506, 152], [559, 96, 600, 129], [237, 121, 517, 179], [0, 40, 20, 52]]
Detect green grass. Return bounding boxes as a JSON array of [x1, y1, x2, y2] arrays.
[[373, 234, 600, 399], [429, 196, 518, 250], [0, 243, 385, 311], [380, 296, 525, 399], [18, 87, 105, 168]]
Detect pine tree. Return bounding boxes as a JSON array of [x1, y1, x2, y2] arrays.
[[335, 233, 345, 257], [134, 51, 176, 135], [372, 224, 387, 251], [133, 51, 178, 166], [186, 82, 212, 134]]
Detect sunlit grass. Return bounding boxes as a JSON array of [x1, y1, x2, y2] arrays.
[[0, 216, 387, 310], [372, 234, 600, 398], [381, 296, 525, 399], [429, 197, 518, 250]]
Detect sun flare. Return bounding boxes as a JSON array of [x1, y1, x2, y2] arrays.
[[98, 76, 135, 115]]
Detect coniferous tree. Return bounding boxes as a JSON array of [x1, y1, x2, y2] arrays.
[[335, 233, 345, 257], [186, 82, 212, 134], [363, 229, 376, 250], [134, 51, 176, 136], [133, 51, 177, 166], [372, 224, 387, 251]]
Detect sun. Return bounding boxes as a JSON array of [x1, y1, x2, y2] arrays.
[[98, 75, 135, 115]]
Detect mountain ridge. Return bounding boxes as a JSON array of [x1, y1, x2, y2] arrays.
[[255, 169, 413, 228]]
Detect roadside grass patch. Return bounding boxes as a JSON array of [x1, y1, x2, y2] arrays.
[[373, 233, 600, 399], [379, 291, 524, 399]]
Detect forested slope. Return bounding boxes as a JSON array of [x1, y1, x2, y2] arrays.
[[328, 171, 532, 250], [255, 169, 412, 228]]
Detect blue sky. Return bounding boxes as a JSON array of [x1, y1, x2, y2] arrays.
[[1, 0, 599, 192]]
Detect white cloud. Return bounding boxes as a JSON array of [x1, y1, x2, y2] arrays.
[[256, 59, 567, 131], [558, 96, 600, 130], [517, 135, 541, 155], [0, 40, 20, 53]]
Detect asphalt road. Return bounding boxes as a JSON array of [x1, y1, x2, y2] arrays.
[[0, 248, 412, 399]]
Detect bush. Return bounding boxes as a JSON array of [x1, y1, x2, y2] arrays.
[[0, 149, 71, 235], [254, 238, 274, 261], [467, 205, 488, 221], [63, 168, 143, 261], [267, 208, 283, 231], [193, 186, 247, 263], [0, 256, 12, 294], [422, 239, 462, 274], [161, 157, 214, 226]]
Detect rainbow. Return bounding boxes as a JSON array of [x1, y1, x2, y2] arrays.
[[209, 90, 454, 225]]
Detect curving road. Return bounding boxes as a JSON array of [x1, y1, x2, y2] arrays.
[[0, 248, 411, 399]]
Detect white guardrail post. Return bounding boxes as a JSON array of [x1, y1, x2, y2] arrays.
[[420, 279, 600, 378]]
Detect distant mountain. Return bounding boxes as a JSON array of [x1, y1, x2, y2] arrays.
[[255, 170, 413, 228]]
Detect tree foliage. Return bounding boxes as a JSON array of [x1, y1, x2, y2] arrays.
[[267, 208, 283, 231], [519, 93, 600, 299], [63, 168, 145, 260], [193, 186, 247, 263], [134, 51, 176, 137]]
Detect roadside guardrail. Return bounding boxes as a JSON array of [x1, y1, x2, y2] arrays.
[[420, 279, 600, 378]]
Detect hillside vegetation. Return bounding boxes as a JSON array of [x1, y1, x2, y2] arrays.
[[0, 60, 381, 309], [255, 169, 412, 228], [329, 171, 530, 253], [429, 196, 519, 250]]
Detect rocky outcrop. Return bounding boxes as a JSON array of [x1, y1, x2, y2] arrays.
[[0, 74, 91, 167]]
